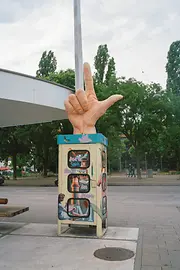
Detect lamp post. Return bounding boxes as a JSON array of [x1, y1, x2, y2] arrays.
[[73, 0, 84, 91]]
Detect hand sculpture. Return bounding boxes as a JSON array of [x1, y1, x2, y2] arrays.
[[64, 63, 123, 134]]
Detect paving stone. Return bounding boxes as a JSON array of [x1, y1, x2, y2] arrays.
[[134, 228, 143, 270], [169, 250, 180, 268], [3, 184, 180, 269], [143, 243, 159, 249], [166, 243, 180, 251], [142, 253, 161, 266], [0, 222, 25, 235], [142, 247, 159, 254], [0, 234, 137, 270], [162, 267, 180, 270], [141, 267, 161, 270], [143, 239, 159, 246], [159, 248, 172, 267]]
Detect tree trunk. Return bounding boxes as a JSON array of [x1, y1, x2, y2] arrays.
[[12, 152, 17, 180], [43, 147, 49, 177], [135, 148, 141, 179], [43, 163, 48, 177], [176, 160, 180, 171], [175, 150, 180, 171]]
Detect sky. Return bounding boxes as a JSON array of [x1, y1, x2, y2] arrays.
[[0, 0, 180, 88]]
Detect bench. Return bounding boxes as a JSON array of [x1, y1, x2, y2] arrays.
[[0, 206, 29, 217], [0, 197, 29, 217]]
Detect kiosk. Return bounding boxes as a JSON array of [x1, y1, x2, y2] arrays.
[[57, 133, 108, 238]]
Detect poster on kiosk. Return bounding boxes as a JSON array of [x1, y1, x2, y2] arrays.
[[57, 134, 108, 238]]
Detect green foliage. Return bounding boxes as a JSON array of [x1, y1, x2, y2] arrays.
[[2, 44, 180, 179], [27, 122, 58, 176], [29, 51, 74, 177], [165, 40, 180, 169], [166, 41, 180, 95], [95, 70, 169, 178], [36, 50, 57, 77], [0, 126, 31, 179], [158, 94, 180, 170], [94, 44, 117, 86], [45, 69, 74, 135], [94, 44, 109, 84], [47, 69, 75, 89], [105, 57, 116, 85]]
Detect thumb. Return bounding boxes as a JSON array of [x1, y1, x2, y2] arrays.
[[101, 94, 123, 111]]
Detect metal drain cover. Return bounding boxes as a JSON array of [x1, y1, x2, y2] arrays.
[[94, 247, 134, 261]]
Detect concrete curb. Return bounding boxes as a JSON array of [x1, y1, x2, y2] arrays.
[[3, 183, 180, 187], [108, 183, 180, 186]]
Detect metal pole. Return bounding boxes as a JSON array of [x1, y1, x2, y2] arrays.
[[73, 0, 84, 91]]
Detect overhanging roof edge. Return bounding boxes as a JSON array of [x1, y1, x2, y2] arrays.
[[0, 67, 75, 93]]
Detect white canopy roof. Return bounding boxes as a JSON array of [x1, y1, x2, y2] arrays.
[[0, 68, 73, 127]]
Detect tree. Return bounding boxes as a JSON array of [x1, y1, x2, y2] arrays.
[[165, 41, 180, 170], [97, 77, 169, 179], [93, 48, 122, 170], [158, 94, 180, 171], [27, 122, 58, 177], [166, 41, 180, 95], [0, 126, 31, 179], [36, 50, 57, 77], [32, 66, 74, 176], [94, 45, 117, 86], [45, 69, 75, 135], [47, 69, 75, 89], [33, 56, 75, 177], [94, 79, 123, 172], [105, 57, 116, 84], [94, 44, 110, 84], [27, 118, 73, 177]]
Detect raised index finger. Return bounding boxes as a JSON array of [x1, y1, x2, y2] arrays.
[[84, 62, 96, 97]]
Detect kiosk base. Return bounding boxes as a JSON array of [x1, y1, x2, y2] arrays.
[[57, 224, 107, 239]]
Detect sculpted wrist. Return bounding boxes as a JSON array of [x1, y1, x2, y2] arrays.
[[73, 126, 96, 135]]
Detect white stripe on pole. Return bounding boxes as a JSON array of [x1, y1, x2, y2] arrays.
[[74, 0, 84, 91]]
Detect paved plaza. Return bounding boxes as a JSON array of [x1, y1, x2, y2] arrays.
[[1, 186, 180, 269], [3, 174, 180, 187], [0, 222, 138, 270]]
